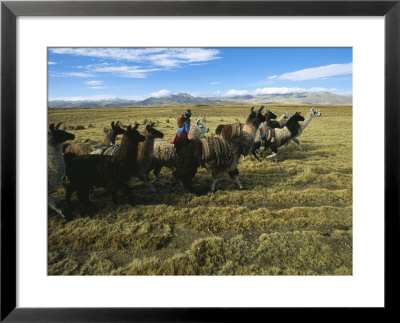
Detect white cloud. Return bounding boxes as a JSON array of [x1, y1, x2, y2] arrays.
[[48, 61, 57, 65], [49, 48, 220, 68], [85, 80, 103, 85], [224, 87, 341, 97], [224, 89, 250, 97], [80, 64, 160, 78], [88, 86, 105, 90], [51, 72, 95, 78], [209, 82, 220, 85], [270, 63, 352, 81], [308, 87, 337, 92], [49, 95, 117, 101], [150, 89, 171, 97], [252, 87, 306, 95]]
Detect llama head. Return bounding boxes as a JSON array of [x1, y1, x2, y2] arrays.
[[286, 112, 305, 127], [49, 122, 75, 143], [190, 119, 209, 139], [311, 107, 322, 117], [144, 122, 164, 139], [111, 120, 126, 136], [293, 112, 305, 122], [264, 109, 277, 120], [126, 123, 146, 143], [246, 106, 266, 128]]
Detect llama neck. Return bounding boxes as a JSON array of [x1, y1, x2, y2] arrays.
[[48, 136, 64, 155], [242, 123, 257, 137], [299, 111, 314, 130], [242, 123, 259, 145], [286, 118, 302, 137], [277, 114, 286, 122], [103, 130, 114, 146], [137, 136, 154, 163], [238, 123, 258, 156], [114, 135, 139, 164], [48, 136, 65, 176], [188, 127, 200, 139]]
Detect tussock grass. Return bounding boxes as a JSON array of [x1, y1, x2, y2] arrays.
[[48, 105, 352, 275]]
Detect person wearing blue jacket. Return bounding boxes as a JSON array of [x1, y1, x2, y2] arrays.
[[172, 109, 192, 144]]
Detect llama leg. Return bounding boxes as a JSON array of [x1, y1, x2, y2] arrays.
[[121, 183, 135, 206], [282, 141, 289, 152], [48, 195, 65, 218], [266, 148, 278, 162], [65, 183, 75, 203], [210, 178, 219, 192], [153, 166, 165, 186], [77, 186, 90, 205], [229, 169, 244, 190], [140, 173, 156, 193], [110, 188, 118, 204], [292, 137, 302, 151]]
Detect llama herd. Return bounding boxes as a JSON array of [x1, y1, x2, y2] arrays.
[[48, 106, 321, 218]]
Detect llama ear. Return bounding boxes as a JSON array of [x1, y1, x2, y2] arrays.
[[250, 106, 254, 113], [55, 122, 62, 129], [133, 123, 139, 130], [258, 106, 264, 113], [49, 123, 55, 133], [196, 119, 200, 125], [111, 121, 115, 128], [127, 125, 132, 131], [116, 121, 120, 125]]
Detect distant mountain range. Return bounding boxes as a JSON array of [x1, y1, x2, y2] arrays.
[[48, 92, 352, 108]]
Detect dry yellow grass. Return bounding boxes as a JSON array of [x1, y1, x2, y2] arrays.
[[48, 104, 352, 275]]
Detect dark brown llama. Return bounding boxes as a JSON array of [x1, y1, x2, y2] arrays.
[[64, 124, 145, 208]]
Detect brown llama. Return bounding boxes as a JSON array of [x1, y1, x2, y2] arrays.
[[64, 124, 145, 208], [215, 106, 266, 161], [134, 122, 164, 193], [174, 107, 265, 192]]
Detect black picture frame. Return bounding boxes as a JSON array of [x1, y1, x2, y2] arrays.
[[1, 0, 399, 321]]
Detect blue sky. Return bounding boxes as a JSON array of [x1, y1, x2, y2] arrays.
[[48, 47, 352, 101]]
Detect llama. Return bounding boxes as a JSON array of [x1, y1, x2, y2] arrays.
[[266, 111, 290, 128], [257, 112, 305, 162], [286, 107, 322, 151], [263, 109, 278, 127], [48, 122, 75, 217], [63, 124, 145, 207], [148, 119, 209, 185], [134, 123, 164, 193], [174, 107, 265, 192], [64, 121, 125, 155], [215, 107, 266, 161]]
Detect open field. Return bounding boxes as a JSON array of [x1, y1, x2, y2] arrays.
[[48, 104, 352, 275]]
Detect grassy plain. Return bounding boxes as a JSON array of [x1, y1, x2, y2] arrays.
[[48, 104, 352, 275]]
